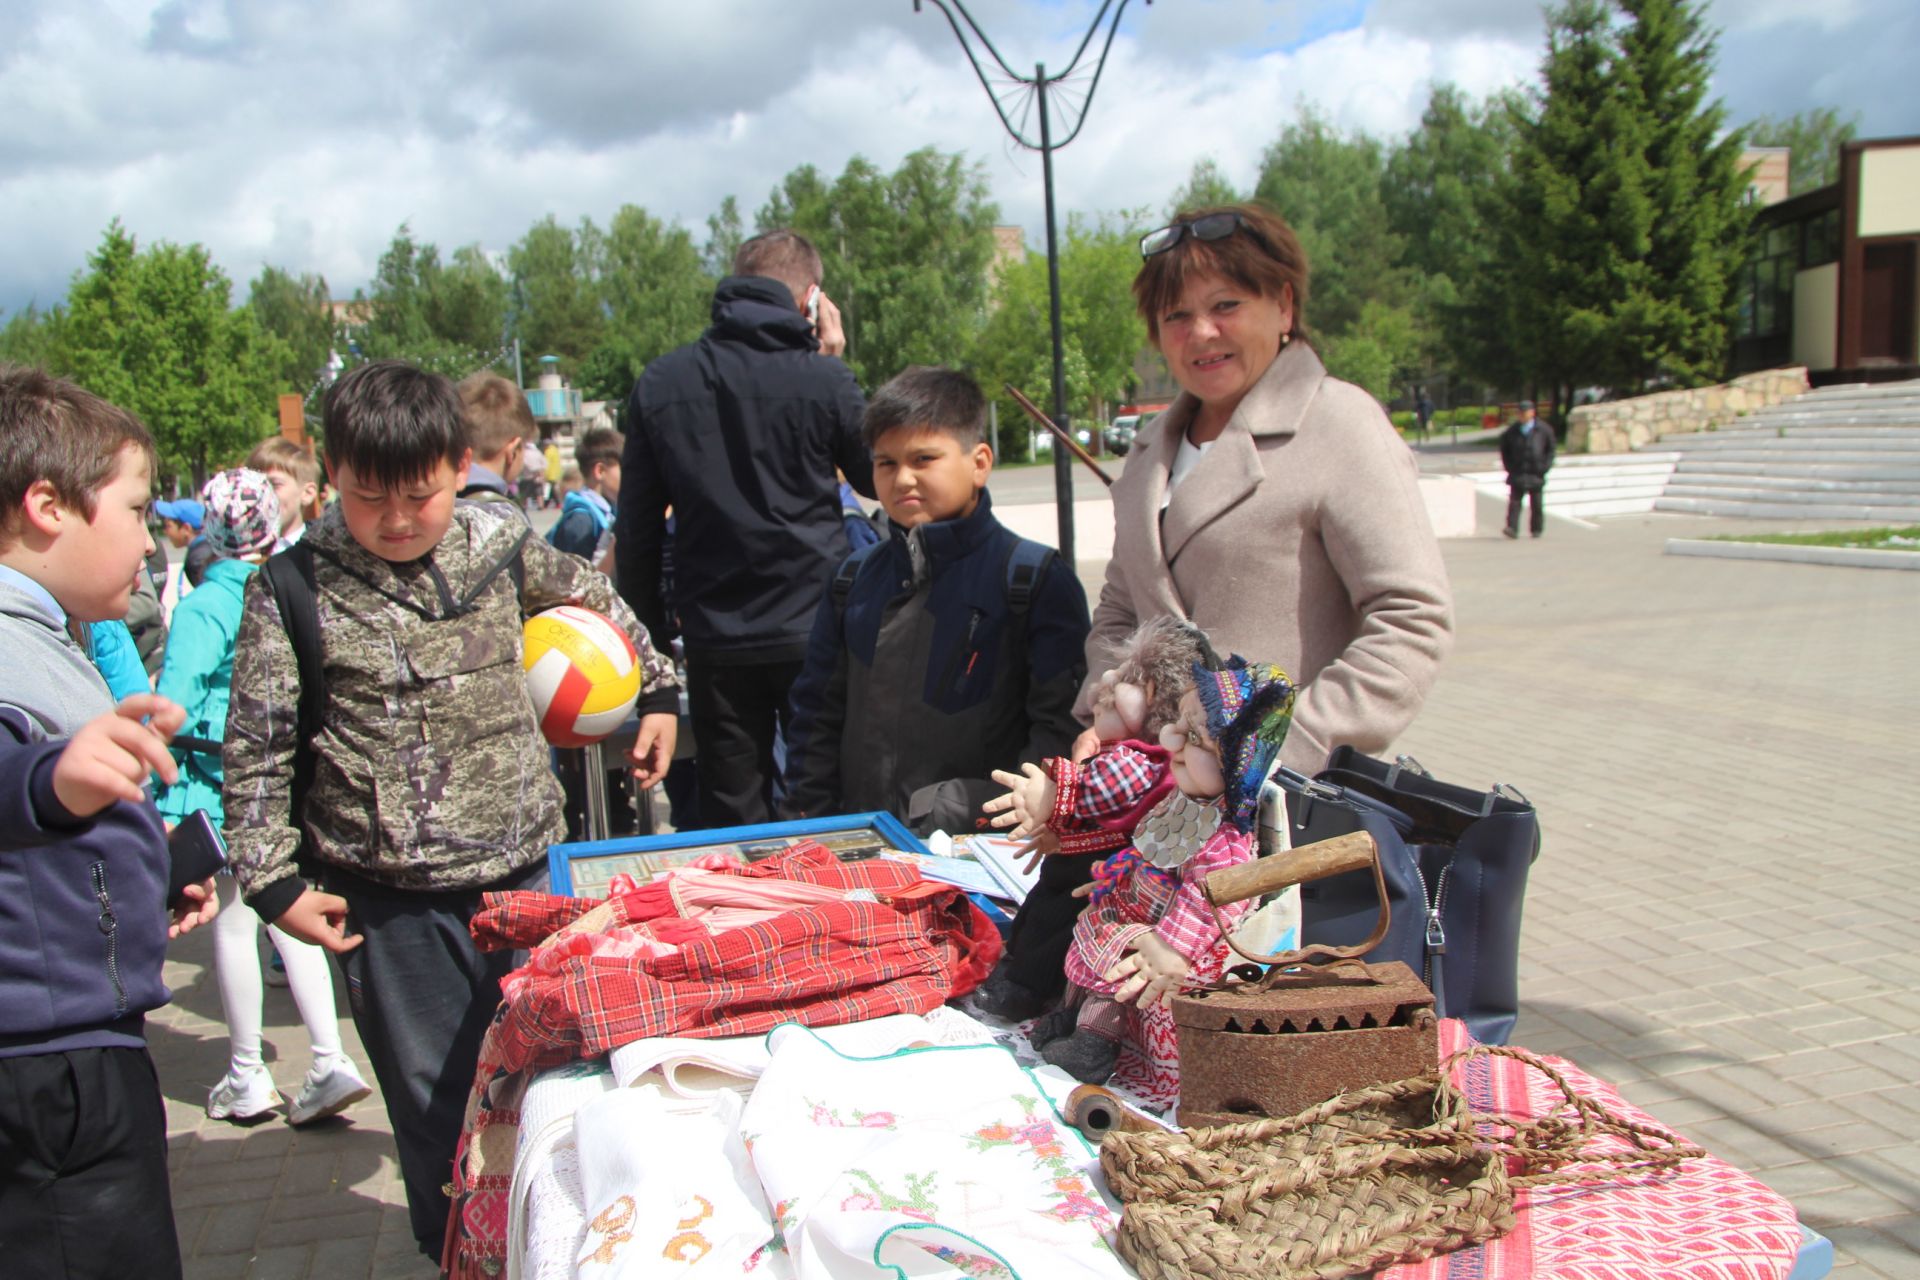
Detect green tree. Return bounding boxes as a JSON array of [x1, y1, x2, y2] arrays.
[[758, 147, 1000, 387], [1616, 0, 1751, 388], [508, 215, 606, 364], [1503, 0, 1651, 409], [1383, 85, 1520, 393], [427, 245, 510, 356], [248, 266, 335, 394], [578, 205, 713, 403], [1253, 109, 1407, 344], [972, 214, 1146, 459], [1166, 156, 1241, 216], [0, 303, 63, 371], [1745, 106, 1857, 196], [62, 222, 281, 492], [704, 195, 745, 277]]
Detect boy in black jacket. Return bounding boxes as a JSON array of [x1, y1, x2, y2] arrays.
[[783, 367, 1091, 1013]]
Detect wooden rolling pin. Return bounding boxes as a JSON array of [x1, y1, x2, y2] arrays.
[[1203, 830, 1378, 908]]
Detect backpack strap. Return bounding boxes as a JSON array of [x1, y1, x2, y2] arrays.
[[1003, 539, 1056, 617], [831, 541, 889, 613], [260, 542, 323, 866]]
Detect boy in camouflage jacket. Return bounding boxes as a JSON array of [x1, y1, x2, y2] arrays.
[[221, 361, 678, 1260]]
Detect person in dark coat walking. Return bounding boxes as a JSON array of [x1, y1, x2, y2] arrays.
[[615, 231, 872, 827], [1499, 400, 1555, 538]]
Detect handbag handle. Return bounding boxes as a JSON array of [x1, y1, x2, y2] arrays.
[[1203, 828, 1393, 968]]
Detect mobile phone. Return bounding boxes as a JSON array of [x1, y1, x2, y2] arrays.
[[167, 809, 229, 906], [805, 285, 822, 329]]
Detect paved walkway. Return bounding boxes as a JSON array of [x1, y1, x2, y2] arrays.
[[152, 497, 1919, 1276]]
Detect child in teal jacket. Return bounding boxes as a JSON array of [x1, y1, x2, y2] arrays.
[[155, 469, 371, 1126]]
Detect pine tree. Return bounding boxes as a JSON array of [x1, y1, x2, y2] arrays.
[[1616, 0, 1751, 388]]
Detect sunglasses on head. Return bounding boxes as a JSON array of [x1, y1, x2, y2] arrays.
[[1139, 211, 1251, 258]]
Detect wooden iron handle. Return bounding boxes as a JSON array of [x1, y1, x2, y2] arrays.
[[1204, 831, 1378, 908]]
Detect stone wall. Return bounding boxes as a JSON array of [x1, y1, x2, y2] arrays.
[[1567, 367, 1810, 454]]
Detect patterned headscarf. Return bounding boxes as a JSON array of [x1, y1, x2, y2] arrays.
[[200, 468, 281, 559], [1193, 656, 1296, 833]]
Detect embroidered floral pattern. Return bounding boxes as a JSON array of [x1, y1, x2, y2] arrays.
[[804, 1098, 900, 1130], [916, 1241, 1014, 1277], [967, 1094, 1115, 1229], [839, 1170, 938, 1222]]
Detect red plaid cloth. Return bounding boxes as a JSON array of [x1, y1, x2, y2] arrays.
[[469, 843, 1001, 1074], [1045, 740, 1175, 855], [446, 844, 1002, 1277]]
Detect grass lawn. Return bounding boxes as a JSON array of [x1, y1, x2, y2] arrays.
[[1707, 526, 1920, 551]]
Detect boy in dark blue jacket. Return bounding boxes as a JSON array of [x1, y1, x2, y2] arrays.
[[784, 367, 1092, 1012], [0, 365, 218, 1280]]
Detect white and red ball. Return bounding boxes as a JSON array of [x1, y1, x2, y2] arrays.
[[522, 606, 642, 747]]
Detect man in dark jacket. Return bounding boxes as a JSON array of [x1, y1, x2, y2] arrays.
[[616, 231, 872, 827], [1499, 400, 1555, 538]]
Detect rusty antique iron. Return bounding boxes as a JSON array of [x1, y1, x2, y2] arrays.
[[1169, 822, 1439, 1128]]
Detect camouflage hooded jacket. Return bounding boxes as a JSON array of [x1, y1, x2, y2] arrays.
[[222, 501, 678, 923]]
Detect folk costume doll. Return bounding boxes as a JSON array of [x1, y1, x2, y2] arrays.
[[988, 656, 1295, 1086], [968, 618, 1216, 1021]]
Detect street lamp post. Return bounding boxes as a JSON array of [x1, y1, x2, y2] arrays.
[[913, 0, 1148, 570]]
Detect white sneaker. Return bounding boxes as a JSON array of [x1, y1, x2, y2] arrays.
[[206, 1067, 280, 1121], [287, 1058, 372, 1126]]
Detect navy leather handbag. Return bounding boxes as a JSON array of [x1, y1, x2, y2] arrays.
[[1276, 747, 1539, 1045]]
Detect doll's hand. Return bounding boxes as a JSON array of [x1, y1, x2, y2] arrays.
[[1016, 827, 1060, 875], [984, 764, 1056, 842], [1105, 933, 1191, 1009]]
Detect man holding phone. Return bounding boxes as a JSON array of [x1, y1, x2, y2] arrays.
[[616, 230, 873, 827]]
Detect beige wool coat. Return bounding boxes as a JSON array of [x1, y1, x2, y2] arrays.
[[1078, 340, 1453, 772]]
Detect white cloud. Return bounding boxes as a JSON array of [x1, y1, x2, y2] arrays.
[[0, 0, 1906, 318]]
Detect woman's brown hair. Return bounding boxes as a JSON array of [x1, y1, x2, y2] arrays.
[[1132, 202, 1311, 346]]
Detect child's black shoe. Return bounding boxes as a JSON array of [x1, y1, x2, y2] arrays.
[[1041, 1030, 1121, 1084]]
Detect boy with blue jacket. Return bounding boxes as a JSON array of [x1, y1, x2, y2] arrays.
[[0, 365, 218, 1280], [783, 367, 1092, 1011]]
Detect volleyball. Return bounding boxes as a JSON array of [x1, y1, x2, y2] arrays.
[[522, 606, 643, 747]]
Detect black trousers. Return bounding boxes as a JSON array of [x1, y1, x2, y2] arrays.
[[998, 851, 1098, 1000], [684, 656, 804, 829], [0, 1046, 181, 1280], [326, 860, 547, 1258], [1506, 482, 1546, 536]]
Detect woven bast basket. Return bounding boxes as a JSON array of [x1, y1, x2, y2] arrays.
[[1101, 1045, 1704, 1280]]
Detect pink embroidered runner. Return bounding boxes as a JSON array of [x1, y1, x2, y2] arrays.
[[1379, 1021, 1802, 1280]]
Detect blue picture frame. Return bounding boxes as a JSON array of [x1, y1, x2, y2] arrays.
[[546, 811, 932, 898]]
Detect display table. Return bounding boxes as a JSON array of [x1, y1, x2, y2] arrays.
[[493, 1011, 1822, 1280]]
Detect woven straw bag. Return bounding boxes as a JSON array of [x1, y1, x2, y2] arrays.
[[1101, 1045, 1702, 1280]]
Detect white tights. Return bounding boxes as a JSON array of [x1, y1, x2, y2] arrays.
[[210, 873, 344, 1074]]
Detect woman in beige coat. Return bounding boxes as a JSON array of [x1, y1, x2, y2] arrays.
[[1077, 203, 1453, 773]]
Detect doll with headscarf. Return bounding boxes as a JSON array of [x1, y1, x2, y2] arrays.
[[988, 656, 1295, 1087]]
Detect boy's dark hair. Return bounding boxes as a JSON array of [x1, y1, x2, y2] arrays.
[[246, 435, 321, 489], [0, 364, 156, 550], [322, 360, 467, 490], [862, 366, 989, 451], [574, 427, 623, 482], [457, 371, 537, 460]]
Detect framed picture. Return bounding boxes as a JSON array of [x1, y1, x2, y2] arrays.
[[547, 811, 933, 898]]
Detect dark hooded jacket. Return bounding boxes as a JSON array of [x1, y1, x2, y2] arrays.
[[0, 572, 172, 1058], [616, 275, 871, 663]]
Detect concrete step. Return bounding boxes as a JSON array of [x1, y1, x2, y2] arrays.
[[1669, 460, 1920, 481], [1643, 447, 1920, 465], [1654, 496, 1920, 521], [1663, 484, 1920, 508], [1663, 471, 1920, 495], [1656, 433, 1920, 453], [1665, 426, 1920, 444]]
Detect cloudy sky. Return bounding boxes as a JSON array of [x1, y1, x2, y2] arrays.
[[2, 0, 1911, 316]]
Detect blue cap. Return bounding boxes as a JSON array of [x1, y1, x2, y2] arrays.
[[153, 498, 205, 530]]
